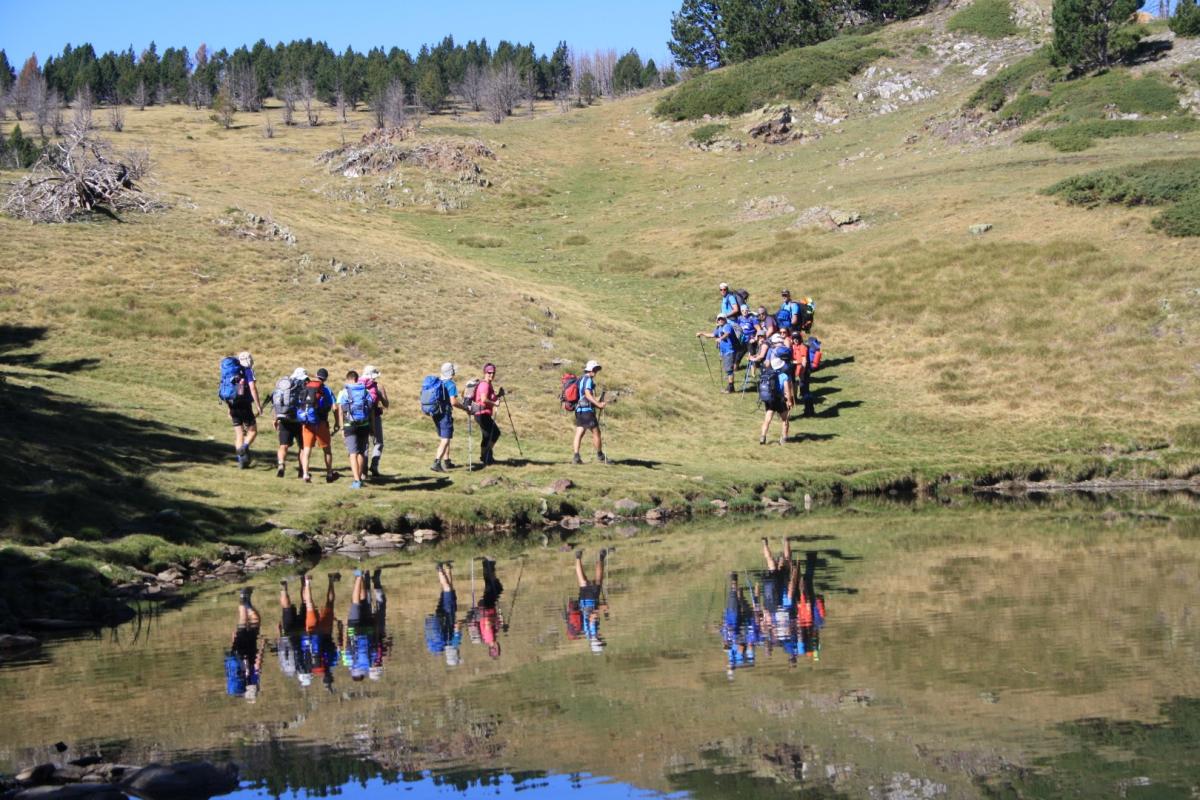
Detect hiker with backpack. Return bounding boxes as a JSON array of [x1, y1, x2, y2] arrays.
[[470, 363, 505, 467], [297, 368, 336, 484], [697, 314, 738, 393], [359, 366, 389, 478], [572, 548, 609, 653], [273, 368, 308, 478], [218, 351, 263, 469], [718, 282, 741, 318], [568, 360, 608, 464], [758, 355, 794, 445], [334, 369, 376, 489], [756, 306, 779, 339], [425, 561, 462, 667], [794, 332, 821, 417], [423, 362, 467, 474], [775, 290, 802, 332]]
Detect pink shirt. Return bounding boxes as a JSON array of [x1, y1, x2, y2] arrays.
[[474, 379, 496, 417]]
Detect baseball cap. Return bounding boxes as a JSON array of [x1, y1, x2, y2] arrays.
[[237, 351, 253, 368], [290, 367, 308, 381], [316, 368, 329, 381], [719, 282, 729, 290], [440, 362, 456, 380], [716, 313, 726, 321], [362, 365, 380, 380], [781, 289, 791, 297], [585, 359, 602, 372], [484, 362, 496, 374]]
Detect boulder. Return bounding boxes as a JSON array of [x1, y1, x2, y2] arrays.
[[478, 477, 502, 488], [119, 762, 238, 800], [613, 498, 639, 514], [279, 528, 307, 538], [762, 495, 793, 510], [380, 533, 406, 545], [645, 507, 670, 522], [543, 478, 574, 495], [593, 509, 616, 525], [709, 499, 729, 511], [412, 529, 439, 544], [211, 561, 243, 577], [558, 516, 582, 531], [155, 568, 184, 585], [969, 223, 992, 235]]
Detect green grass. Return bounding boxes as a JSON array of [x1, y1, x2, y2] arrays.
[[458, 234, 506, 248], [689, 123, 730, 146], [967, 46, 1054, 110], [1152, 193, 1200, 237], [1043, 159, 1200, 236], [654, 36, 888, 120], [946, 0, 1019, 38], [1020, 117, 1199, 151], [998, 91, 1051, 123], [1043, 71, 1180, 122]]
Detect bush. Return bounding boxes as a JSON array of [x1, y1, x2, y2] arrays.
[[967, 47, 1054, 110], [1171, 0, 1200, 36], [947, 0, 1020, 38], [654, 36, 887, 120], [1151, 192, 1200, 236], [998, 91, 1050, 122], [690, 123, 729, 145], [1020, 117, 1198, 151], [1043, 158, 1200, 237], [457, 235, 505, 248], [1045, 71, 1179, 122]]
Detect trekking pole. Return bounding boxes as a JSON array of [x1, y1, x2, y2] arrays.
[[505, 556, 525, 631], [467, 412, 473, 472], [697, 337, 715, 386], [501, 395, 524, 457], [471, 558, 476, 608], [597, 389, 612, 465], [740, 363, 753, 395]]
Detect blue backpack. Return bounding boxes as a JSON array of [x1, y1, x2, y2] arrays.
[[296, 383, 322, 425], [758, 369, 783, 405], [218, 357, 245, 403], [343, 382, 374, 426], [775, 303, 795, 329], [419, 375, 448, 416]]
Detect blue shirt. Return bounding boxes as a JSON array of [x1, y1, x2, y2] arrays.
[[776, 301, 800, 328], [720, 293, 740, 317], [713, 323, 736, 356], [737, 317, 757, 342], [576, 375, 597, 413], [775, 371, 791, 396]]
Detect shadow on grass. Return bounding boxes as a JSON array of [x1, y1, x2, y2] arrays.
[[818, 356, 855, 369], [609, 458, 668, 469], [812, 400, 863, 418], [785, 432, 838, 442]]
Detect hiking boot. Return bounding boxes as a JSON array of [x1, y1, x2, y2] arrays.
[[444, 458, 455, 469], [759, 436, 767, 445], [431, 460, 446, 473], [571, 453, 583, 465], [369, 457, 381, 477], [235, 452, 245, 469], [276, 463, 285, 478], [724, 385, 734, 394], [350, 480, 362, 489], [596, 451, 609, 464], [329, 572, 341, 582]]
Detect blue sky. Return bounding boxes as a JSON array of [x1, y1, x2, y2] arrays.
[[0, 0, 680, 67]]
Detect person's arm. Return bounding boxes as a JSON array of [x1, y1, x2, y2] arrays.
[[333, 397, 343, 429], [378, 384, 389, 409], [784, 377, 794, 408], [696, 330, 714, 339], [583, 381, 605, 410], [248, 381, 262, 416], [449, 384, 466, 411]]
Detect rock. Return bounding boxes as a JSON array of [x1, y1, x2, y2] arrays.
[[361, 535, 400, 550], [645, 507, 670, 522], [830, 209, 861, 226], [737, 195, 795, 222], [155, 568, 184, 585], [543, 478, 574, 495], [593, 509, 616, 525], [613, 498, 639, 514], [279, 528, 307, 538], [969, 223, 992, 235], [478, 477, 502, 488], [211, 561, 243, 577], [709, 499, 729, 511], [762, 495, 793, 509], [14, 786, 128, 799], [17, 763, 57, 786], [412, 529, 439, 544], [0, 633, 40, 651], [380, 533, 406, 545], [558, 516, 582, 530], [120, 762, 238, 800]]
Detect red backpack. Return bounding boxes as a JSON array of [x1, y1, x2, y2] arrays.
[[560, 373, 580, 411]]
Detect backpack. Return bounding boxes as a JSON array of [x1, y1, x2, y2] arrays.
[[775, 303, 795, 329], [343, 382, 374, 426], [419, 375, 448, 416], [218, 356, 246, 404], [564, 600, 584, 640], [807, 336, 822, 370], [758, 368, 783, 405], [802, 298, 815, 332], [296, 382, 321, 425], [734, 288, 750, 307], [463, 378, 481, 415], [361, 377, 380, 403], [272, 377, 301, 420], [560, 373, 580, 411]]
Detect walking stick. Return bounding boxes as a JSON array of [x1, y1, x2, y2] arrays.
[[697, 337, 715, 386], [466, 412, 473, 472], [505, 556, 525, 632], [501, 395, 524, 457], [596, 389, 612, 465]]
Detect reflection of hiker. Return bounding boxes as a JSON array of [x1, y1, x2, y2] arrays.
[[301, 572, 341, 691], [797, 552, 827, 661], [572, 548, 609, 653], [468, 558, 507, 659], [721, 573, 759, 677], [298, 368, 336, 484], [273, 367, 308, 478], [758, 537, 793, 632], [225, 588, 263, 701], [571, 361, 608, 465], [342, 569, 388, 681], [220, 351, 262, 469], [359, 365, 389, 478], [278, 577, 314, 687], [758, 356, 794, 445], [472, 364, 505, 467], [335, 370, 374, 489], [425, 562, 462, 666], [697, 314, 737, 393], [424, 363, 466, 474]]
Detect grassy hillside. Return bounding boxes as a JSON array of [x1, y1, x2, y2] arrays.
[[1, 10, 1199, 579]]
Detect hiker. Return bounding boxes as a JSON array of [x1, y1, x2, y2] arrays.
[[796, 551, 827, 661], [467, 558, 506, 659], [225, 588, 263, 701], [775, 290, 802, 331], [571, 360, 608, 464], [697, 314, 738, 393], [425, 561, 462, 666], [793, 333, 818, 417], [471, 363, 505, 467], [273, 367, 308, 478], [298, 368, 336, 484], [342, 568, 388, 681], [718, 282, 741, 318], [721, 573, 759, 677], [759, 356, 794, 445], [800, 296, 815, 332], [334, 369, 375, 489], [425, 362, 467, 473], [301, 572, 341, 691], [756, 306, 778, 339], [278, 576, 314, 688], [220, 351, 262, 469], [360, 365, 389, 478], [573, 548, 609, 653]]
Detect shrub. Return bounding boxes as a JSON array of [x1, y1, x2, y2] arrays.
[[998, 91, 1051, 122], [1043, 158, 1200, 237], [1020, 117, 1198, 151], [1171, 0, 1200, 37], [967, 47, 1054, 110], [654, 36, 887, 120], [690, 123, 729, 145], [1151, 192, 1200, 236], [1045, 71, 1179, 121], [457, 235, 505, 248], [947, 0, 1020, 38]]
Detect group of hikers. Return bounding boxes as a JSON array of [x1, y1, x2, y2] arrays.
[[698, 283, 823, 445]]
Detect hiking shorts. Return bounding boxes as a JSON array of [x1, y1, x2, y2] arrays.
[[228, 403, 256, 428], [305, 603, 334, 634], [574, 410, 598, 431], [765, 398, 789, 416], [720, 351, 736, 376], [302, 421, 331, 449], [348, 599, 373, 626], [277, 419, 302, 447], [344, 425, 370, 456], [280, 603, 306, 636], [433, 411, 454, 439]]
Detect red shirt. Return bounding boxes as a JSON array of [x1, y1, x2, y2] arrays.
[[474, 379, 496, 417]]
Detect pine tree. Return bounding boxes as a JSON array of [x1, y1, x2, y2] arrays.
[[416, 68, 446, 113], [1171, 0, 1200, 36], [669, 0, 724, 70], [613, 50, 645, 93], [1052, 0, 1141, 70], [0, 50, 14, 94]]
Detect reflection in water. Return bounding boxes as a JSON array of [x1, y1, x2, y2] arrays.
[[466, 558, 507, 660], [567, 549, 609, 654], [301, 572, 340, 690], [225, 588, 263, 701], [425, 562, 463, 666], [342, 568, 390, 681]]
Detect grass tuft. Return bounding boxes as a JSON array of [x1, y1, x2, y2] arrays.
[[690, 123, 730, 146], [563, 234, 589, 246], [458, 235, 506, 248]]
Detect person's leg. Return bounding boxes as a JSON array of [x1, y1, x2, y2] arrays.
[[594, 548, 606, 586], [782, 537, 792, 565], [592, 427, 603, 454], [762, 537, 777, 571], [325, 573, 337, 609], [244, 423, 257, 449], [277, 443, 288, 471], [352, 572, 365, 604], [760, 410, 774, 442], [323, 446, 333, 478], [436, 563, 454, 593], [280, 581, 292, 610], [572, 426, 585, 456], [781, 413, 790, 444], [300, 443, 312, 480], [370, 414, 383, 475], [574, 551, 588, 588], [233, 423, 245, 454], [302, 574, 315, 611]]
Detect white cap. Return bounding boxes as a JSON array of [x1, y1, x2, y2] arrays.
[[769, 334, 783, 344], [716, 313, 726, 321], [237, 351, 253, 368], [719, 282, 729, 290], [291, 367, 308, 381], [362, 365, 380, 380], [440, 362, 456, 380], [769, 356, 786, 370], [585, 359, 601, 372]]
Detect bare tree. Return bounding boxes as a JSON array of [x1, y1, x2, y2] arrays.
[[484, 63, 523, 123], [278, 82, 296, 125], [133, 80, 148, 111], [263, 114, 275, 139], [107, 105, 125, 132], [336, 88, 349, 123], [188, 75, 212, 109], [211, 85, 236, 129], [593, 49, 617, 97], [50, 91, 65, 135], [230, 64, 260, 112], [299, 77, 319, 126], [154, 83, 169, 107], [456, 63, 486, 112], [371, 78, 407, 128], [73, 87, 94, 132], [28, 75, 54, 137]]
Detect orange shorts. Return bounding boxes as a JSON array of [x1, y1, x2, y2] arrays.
[[302, 421, 331, 449], [305, 603, 334, 634]]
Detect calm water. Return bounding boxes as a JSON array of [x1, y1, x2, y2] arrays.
[[3, 502, 1200, 798]]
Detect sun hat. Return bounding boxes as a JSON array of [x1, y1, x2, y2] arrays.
[[769, 334, 783, 344], [719, 282, 729, 290], [585, 359, 601, 372], [362, 365, 380, 380], [290, 367, 308, 381], [440, 362, 456, 380], [716, 313, 727, 321], [237, 351, 253, 368]]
